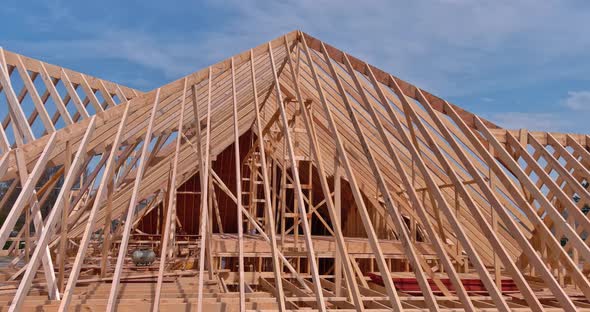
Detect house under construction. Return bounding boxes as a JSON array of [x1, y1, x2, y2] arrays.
[[0, 30, 590, 311]]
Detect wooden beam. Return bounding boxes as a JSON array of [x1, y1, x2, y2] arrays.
[[250, 49, 287, 312], [14, 54, 55, 133], [0, 133, 57, 247], [59, 103, 131, 311], [106, 89, 161, 312], [0, 48, 34, 143], [321, 40, 441, 311], [38, 62, 73, 125], [195, 68, 213, 312], [338, 51, 477, 310], [283, 37, 365, 311], [8, 117, 96, 312], [153, 78, 188, 311], [298, 34, 403, 311], [230, 57, 247, 312]]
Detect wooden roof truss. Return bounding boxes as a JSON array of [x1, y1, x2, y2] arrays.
[[0, 30, 589, 311]]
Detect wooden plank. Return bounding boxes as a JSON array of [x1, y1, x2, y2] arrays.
[[58, 140, 71, 293]]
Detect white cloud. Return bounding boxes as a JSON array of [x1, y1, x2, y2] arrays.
[[486, 90, 590, 132], [199, 0, 590, 97], [563, 91, 590, 111], [8, 0, 590, 96], [486, 112, 568, 132], [5, 0, 590, 136]]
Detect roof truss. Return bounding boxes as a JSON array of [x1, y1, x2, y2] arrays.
[[0, 30, 589, 311]]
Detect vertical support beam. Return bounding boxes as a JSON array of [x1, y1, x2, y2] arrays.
[[100, 180, 114, 277], [249, 49, 287, 311], [9, 117, 96, 312], [489, 145, 501, 289], [153, 78, 188, 311], [230, 57, 247, 312], [333, 162, 343, 297], [106, 90, 161, 312], [0, 117, 9, 153], [196, 68, 213, 312]]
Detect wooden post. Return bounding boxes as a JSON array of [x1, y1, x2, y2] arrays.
[[333, 162, 343, 297], [153, 78, 188, 311], [230, 57, 247, 312], [100, 180, 114, 277], [58, 140, 72, 292], [196, 68, 213, 312]]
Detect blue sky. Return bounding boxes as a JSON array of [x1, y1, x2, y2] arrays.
[[2, 0, 590, 133]]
